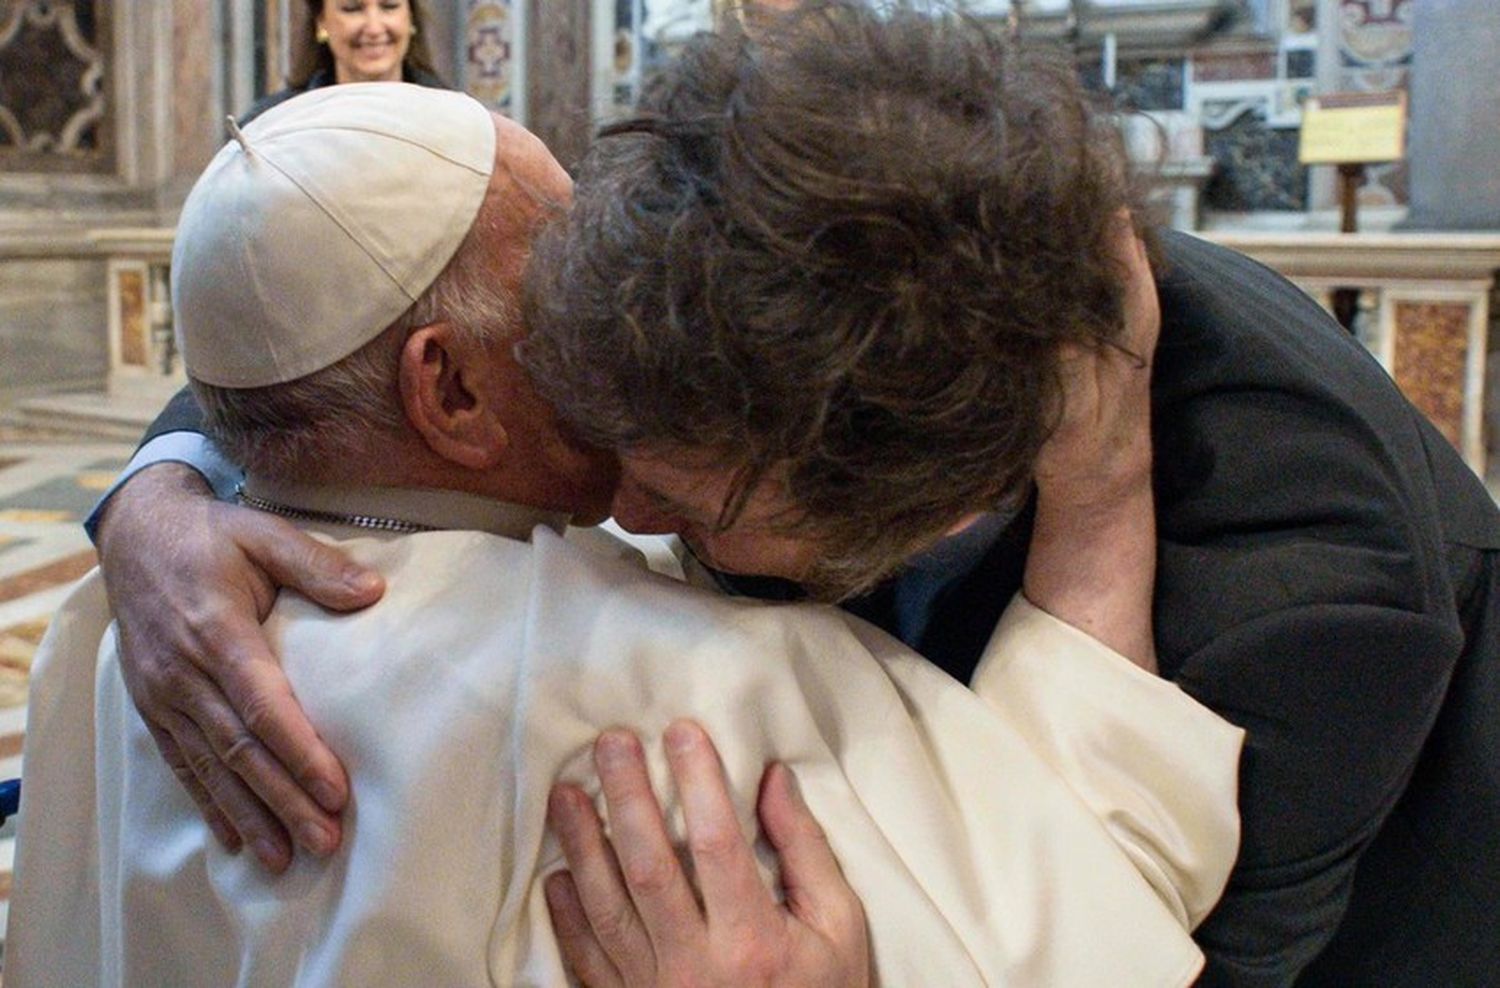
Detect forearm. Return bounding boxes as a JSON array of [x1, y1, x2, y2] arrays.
[[1024, 224, 1159, 670], [1170, 604, 1460, 984], [85, 387, 241, 543], [1025, 478, 1155, 670], [94, 462, 213, 560]]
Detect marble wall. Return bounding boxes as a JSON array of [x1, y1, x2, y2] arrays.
[[0, 3, 184, 399], [1068, 0, 1427, 224], [1404, 0, 1500, 230], [0, 258, 108, 396], [170, 0, 220, 183], [1116, 14, 1319, 217], [523, 0, 593, 170]]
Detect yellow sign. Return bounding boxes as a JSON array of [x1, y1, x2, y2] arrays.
[[1299, 91, 1407, 165]]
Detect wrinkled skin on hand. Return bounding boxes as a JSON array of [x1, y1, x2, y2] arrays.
[[94, 463, 384, 871], [545, 720, 871, 988]]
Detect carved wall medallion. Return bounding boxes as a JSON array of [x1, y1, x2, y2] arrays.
[[0, 0, 113, 174]]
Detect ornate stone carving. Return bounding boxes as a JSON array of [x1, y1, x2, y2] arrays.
[[1335, 0, 1413, 207], [466, 0, 516, 111], [0, 0, 112, 174]]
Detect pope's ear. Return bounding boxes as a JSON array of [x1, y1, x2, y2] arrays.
[[398, 324, 508, 469]]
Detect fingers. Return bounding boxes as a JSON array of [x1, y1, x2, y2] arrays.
[[545, 871, 626, 988], [160, 708, 293, 872], [145, 722, 241, 853], [1108, 215, 1160, 363], [664, 719, 774, 935], [228, 511, 384, 613], [593, 730, 704, 956], [116, 624, 297, 869], [757, 762, 859, 933], [198, 606, 350, 820], [180, 655, 343, 860], [547, 734, 870, 986], [547, 783, 657, 980], [128, 609, 344, 864]]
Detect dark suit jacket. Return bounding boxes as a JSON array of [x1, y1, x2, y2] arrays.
[[145, 232, 1500, 986], [1133, 232, 1499, 987], [237, 66, 450, 127], [833, 232, 1500, 987]]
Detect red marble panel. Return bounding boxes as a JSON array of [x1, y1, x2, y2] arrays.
[[117, 268, 148, 367], [1391, 301, 1470, 450], [173, 0, 220, 176]]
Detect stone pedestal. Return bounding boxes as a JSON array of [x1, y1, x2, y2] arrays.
[[0, 252, 108, 399], [92, 229, 180, 401], [1207, 231, 1500, 475]]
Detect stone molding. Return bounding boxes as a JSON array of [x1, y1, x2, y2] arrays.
[[1204, 229, 1500, 471], [1204, 231, 1500, 280]]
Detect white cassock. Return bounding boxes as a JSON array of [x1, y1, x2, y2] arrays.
[[9, 482, 1243, 988]]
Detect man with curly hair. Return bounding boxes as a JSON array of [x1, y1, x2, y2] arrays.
[[515, 7, 1500, 986]]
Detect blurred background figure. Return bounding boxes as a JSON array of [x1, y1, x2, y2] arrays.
[[243, 0, 449, 124]]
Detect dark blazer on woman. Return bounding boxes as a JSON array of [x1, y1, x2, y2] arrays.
[[238, 65, 450, 127]]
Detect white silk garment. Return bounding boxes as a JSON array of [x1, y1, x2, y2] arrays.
[[9, 486, 1243, 988]]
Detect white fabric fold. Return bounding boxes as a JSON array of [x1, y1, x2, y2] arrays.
[[972, 596, 1245, 929], [11, 524, 1242, 988]]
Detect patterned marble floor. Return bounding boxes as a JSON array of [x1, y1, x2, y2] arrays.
[[0, 436, 133, 951]]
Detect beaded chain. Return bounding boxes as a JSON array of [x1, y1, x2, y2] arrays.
[[237, 491, 438, 535]]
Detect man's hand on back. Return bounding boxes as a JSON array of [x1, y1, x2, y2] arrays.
[[94, 463, 384, 871], [545, 720, 871, 988]]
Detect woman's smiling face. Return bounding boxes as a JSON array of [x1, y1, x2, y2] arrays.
[[320, 0, 413, 85]]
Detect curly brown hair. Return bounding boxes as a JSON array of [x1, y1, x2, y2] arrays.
[[519, 1, 1148, 596]]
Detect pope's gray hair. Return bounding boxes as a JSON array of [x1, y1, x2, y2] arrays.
[[191, 191, 518, 482]]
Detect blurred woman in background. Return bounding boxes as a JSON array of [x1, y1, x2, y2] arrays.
[[241, 0, 448, 124]]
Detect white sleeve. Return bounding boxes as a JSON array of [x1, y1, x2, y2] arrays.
[[969, 595, 1245, 930]]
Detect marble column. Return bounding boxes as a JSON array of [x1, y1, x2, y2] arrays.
[[1404, 0, 1500, 231], [171, 0, 219, 182], [527, 0, 592, 170]]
